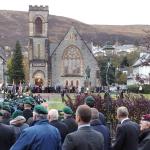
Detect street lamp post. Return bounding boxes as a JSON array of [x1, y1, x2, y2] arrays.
[[106, 61, 111, 89], [105, 60, 112, 136]]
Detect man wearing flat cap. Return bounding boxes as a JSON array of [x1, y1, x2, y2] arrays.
[[138, 114, 150, 150], [10, 105, 61, 150], [63, 106, 78, 134]]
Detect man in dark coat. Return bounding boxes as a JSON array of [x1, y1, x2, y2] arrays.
[[0, 111, 16, 150], [10, 105, 61, 150], [23, 99, 33, 123], [112, 106, 140, 150], [62, 105, 104, 150], [85, 95, 106, 125], [62, 106, 78, 133], [48, 109, 68, 143], [138, 114, 150, 150], [91, 108, 111, 150]]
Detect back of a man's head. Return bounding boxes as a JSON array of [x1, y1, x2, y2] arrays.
[[117, 106, 129, 119], [48, 109, 59, 122], [91, 108, 99, 120], [76, 105, 91, 123]]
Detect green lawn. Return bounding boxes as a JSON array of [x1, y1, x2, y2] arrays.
[[45, 92, 150, 110], [46, 95, 65, 110]]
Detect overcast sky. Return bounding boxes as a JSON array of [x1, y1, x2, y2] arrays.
[[0, 0, 150, 25]]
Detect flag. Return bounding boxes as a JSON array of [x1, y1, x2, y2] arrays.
[[12, 79, 16, 94], [18, 80, 22, 94]]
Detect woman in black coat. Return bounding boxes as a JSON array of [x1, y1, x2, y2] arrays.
[[138, 114, 150, 150]]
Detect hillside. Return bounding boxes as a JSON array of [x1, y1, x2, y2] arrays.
[[0, 10, 149, 48]]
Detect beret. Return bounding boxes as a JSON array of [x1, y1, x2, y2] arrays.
[[63, 106, 73, 114], [24, 99, 33, 106], [34, 105, 48, 114], [142, 114, 150, 122], [12, 110, 23, 119], [84, 96, 95, 106], [3, 105, 11, 113]]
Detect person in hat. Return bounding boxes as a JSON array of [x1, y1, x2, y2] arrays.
[[85, 95, 106, 125], [138, 114, 150, 150], [2, 105, 12, 125], [62, 106, 78, 134], [0, 111, 16, 150], [10, 110, 29, 139], [10, 105, 61, 150], [23, 99, 33, 124]]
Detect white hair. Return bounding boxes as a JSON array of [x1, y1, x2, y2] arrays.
[[48, 109, 59, 121], [117, 106, 129, 118]]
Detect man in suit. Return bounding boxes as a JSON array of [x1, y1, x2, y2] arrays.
[[112, 106, 140, 150], [0, 111, 16, 150], [62, 104, 104, 150], [48, 109, 68, 143]]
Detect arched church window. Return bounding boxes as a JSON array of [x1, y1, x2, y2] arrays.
[[35, 17, 42, 34], [65, 80, 68, 86], [71, 80, 73, 86], [62, 45, 82, 76]]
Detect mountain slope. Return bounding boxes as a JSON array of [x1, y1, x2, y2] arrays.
[[0, 10, 149, 48]]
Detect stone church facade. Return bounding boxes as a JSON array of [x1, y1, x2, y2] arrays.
[[28, 5, 100, 88]]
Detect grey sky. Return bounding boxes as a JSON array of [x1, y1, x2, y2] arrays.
[[0, 0, 150, 25]]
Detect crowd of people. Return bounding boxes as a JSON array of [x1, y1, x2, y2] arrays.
[[0, 92, 150, 150]]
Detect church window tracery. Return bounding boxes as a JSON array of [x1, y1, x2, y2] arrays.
[[62, 45, 82, 76]]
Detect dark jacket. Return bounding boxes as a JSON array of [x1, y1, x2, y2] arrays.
[[62, 126, 104, 150], [113, 119, 140, 150], [138, 129, 150, 150], [99, 112, 106, 125], [11, 123, 29, 139], [63, 116, 78, 133], [10, 119, 61, 150], [91, 119, 111, 150], [23, 109, 33, 122], [50, 120, 68, 143], [0, 123, 16, 150]]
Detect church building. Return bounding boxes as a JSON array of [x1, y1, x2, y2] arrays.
[[28, 5, 100, 88]]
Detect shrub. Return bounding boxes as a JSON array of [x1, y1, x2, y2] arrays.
[[64, 93, 150, 126]]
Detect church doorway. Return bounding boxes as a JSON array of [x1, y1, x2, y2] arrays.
[[33, 70, 45, 87], [35, 78, 43, 86]]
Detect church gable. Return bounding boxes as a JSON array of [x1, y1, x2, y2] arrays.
[[64, 26, 79, 42], [51, 26, 100, 87]]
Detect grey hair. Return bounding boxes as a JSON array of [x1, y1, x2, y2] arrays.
[[91, 108, 99, 120], [117, 106, 129, 117], [33, 112, 47, 120], [48, 109, 59, 121]]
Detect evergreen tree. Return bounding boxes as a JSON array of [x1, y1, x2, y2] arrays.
[[11, 41, 25, 84], [7, 57, 13, 83]]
